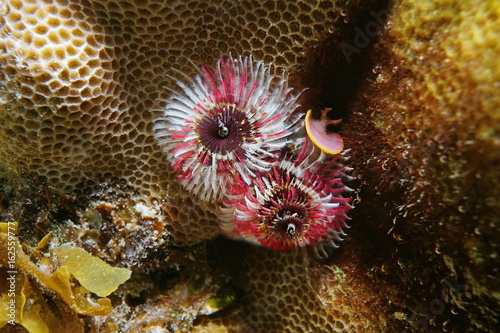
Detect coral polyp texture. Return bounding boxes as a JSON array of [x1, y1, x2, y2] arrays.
[[154, 55, 302, 201], [221, 140, 351, 258], [0, 0, 344, 247], [0, 0, 342, 200]]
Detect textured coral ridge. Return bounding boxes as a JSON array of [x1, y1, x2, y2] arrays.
[[193, 245, 388, 333], [154, 55, 302, 202]]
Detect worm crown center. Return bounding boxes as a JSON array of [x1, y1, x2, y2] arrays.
[[217, 118, 230, 138]]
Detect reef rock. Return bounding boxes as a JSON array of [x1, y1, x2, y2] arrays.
[[0, 0, 499, 332]]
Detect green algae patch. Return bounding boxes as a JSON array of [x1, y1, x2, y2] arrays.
[[53, 245, 131, 297], [206, 284, 236, 311]]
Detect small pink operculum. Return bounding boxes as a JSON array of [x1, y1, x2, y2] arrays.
[[305, 109, 344, 155]]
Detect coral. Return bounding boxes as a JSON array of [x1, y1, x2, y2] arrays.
[[0, 0, 343, 201], [154, 55, 302, 201], [0, 0, 118, 189], [193, 245, 388, 332], [0, 0, 499, 332]]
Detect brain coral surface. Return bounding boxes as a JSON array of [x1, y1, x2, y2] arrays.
[[0, 0, 341, 201]]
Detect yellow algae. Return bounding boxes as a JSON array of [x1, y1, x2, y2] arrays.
[[0, 230, 131, 332], [53, 245, 131, 297], [1, 270, 84, 333], [35, 231, 52, 250], [0, 234, 109, 314], [0, 221, 17, 233], [20, 303, 49, 333]]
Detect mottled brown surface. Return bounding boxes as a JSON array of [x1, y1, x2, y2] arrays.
[[335, 0, 500, 331]]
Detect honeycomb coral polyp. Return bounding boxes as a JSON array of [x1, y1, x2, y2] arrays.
[[0, 0, 343, 204], [0, 0, 119, 189], [0, 0, 346, 245]]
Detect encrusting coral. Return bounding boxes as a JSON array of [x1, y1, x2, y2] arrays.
[[0, 0, 341, 200], [1, 0, 499, 332]]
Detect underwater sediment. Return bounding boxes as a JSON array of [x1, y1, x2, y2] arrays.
[[0, 0, 499, 332]]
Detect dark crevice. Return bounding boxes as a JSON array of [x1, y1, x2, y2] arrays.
[[300, 0, 394, 122], [299, 0, 399, 262]]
